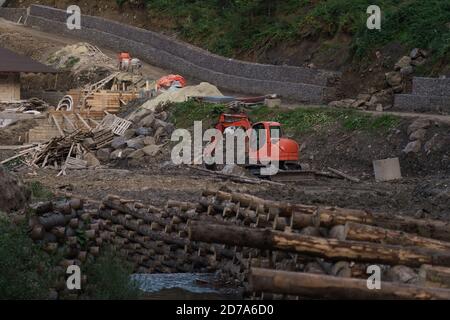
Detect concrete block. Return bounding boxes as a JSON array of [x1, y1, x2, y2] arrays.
[[373, 158, 402, 182], [265, 98, 282, 108]]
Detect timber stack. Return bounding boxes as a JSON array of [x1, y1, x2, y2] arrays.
[[27, 197, 102, 299], [29, 190, 450, 300]]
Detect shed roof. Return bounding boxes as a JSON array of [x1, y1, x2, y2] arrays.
[[0, 46, 58, 74]]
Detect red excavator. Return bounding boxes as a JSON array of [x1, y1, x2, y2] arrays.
[[205, 113, 304, 180]]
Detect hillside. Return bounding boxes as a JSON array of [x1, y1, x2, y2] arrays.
[[6, 0, 449, 98]]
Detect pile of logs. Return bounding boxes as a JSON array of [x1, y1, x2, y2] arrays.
[[28, 190, 450, 300], [28, 197, 102, 299]]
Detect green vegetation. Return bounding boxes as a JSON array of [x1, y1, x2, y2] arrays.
[[169, 101, 401, 135], [65, 56, 80, 69], [0, 218, 55, 299], [82, 249, 141, 300], [28, 181, 53, 200], [140, 0, 449, 60]]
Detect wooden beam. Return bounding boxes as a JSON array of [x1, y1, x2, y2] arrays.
[[189, 221, 450, 268], [250, 268, 450, 300]]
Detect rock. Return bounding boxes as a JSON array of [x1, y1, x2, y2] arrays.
[[356, 94, 371, 102], [138, 114, 155, 128], [111, 136, 127, 150], [410, 56, 426, 66], [407, 119, 431, 135], [400, 66, 414, 76], [385, 71, 402, 86], [375, 104, 383, 112], [123, 129, 136, 139], [328, 99, 356, 108], [424, 134, 444, 154], [373, 158, 402, 182], [126, 136, 145, 149], [83, 138, 95, 148], [143, 136, 156, 146], [135, 127, 153, 136], [96, 148, 111, 162], [410, 48, 420, 59], [128, 108, 152, 123], [369, 90, 392, 106], [392, 85, 403, 93], [351, 100, 366, 109], [0, 166, 31, 212], [409, 128, 427, 141], [221, 164, 249, 177], [154, 126, 168, 143], [121, 148, 135, 158], [83, 152, 100, 167], [394, 56, 412, 70], [419, 49, 428, 57], [156, 111, 168, 121], [403, 140, 422, 154], [385, 265, 418, 284], [142, 145, 162, 157], [110, 149, 124, 160], [128, 149, 145, 159]]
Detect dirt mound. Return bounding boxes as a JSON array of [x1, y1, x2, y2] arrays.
[[141, 82, 223, 111], [0, 166, 30, 212]]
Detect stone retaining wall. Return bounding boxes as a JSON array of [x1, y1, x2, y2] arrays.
[[1, 5, 340, 103], [394, 77, 450, 114]]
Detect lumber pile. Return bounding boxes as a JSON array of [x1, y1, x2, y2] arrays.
[[27, 190, 450, 300], [27, 197, 101, 299], [90, 190, 450, 299]]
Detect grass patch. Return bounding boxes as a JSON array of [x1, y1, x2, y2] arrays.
[[28, 181, 53, 201], [64, 56, 80, 69], [82, 249, 141, 300], [0, 218, 55, 299], [139, 0, 449, 63], [169, 101, 401, 136]]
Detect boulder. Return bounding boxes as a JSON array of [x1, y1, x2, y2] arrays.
[[350, 100, 366, 109], [123, 129, 136, 139], [128, 108, 153, 123], [111, 136, 127, 150], [403, 140, 422, 154], [121, 148, 135, 158], [96, 148, 111, 162], [407, 119, 431, 135], [83, 138, 95, 148], [126, 136, 145, 150], [394, 56, 412, 70], [0, 166, 31, 212], [385, 265, 418, 284], [143, 136, 156, 146], [138, 114, 155, 128], [410, 48, 421, 59], [385, 71, 402, 86], [83, 152, 100, 167], [411, 56, 426, 66], [135, 127, 153, 136], [221, 164, 249, 177], [110, 149, 124, 160], [400, 66, 414, 76], [356, 94, 371, 102], [128, 149, 145, 159], [142, 145, 162, 157], [409, 128, 427, 141]]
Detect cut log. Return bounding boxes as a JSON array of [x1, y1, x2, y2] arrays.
[[290, 209, 450, 241], [419, 265, 450, 288], [249, 268, 450, 300], [344, 222, 450, 252], [189, 222, 450, 267]]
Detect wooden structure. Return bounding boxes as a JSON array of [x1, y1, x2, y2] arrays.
[[0, 46, 57, 102]]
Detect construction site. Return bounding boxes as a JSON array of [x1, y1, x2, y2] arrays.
[[0, 1, 450, 303]]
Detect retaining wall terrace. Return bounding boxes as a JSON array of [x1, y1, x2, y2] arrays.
[[394, 77, 450, 114], [1, 5, 340, 103]]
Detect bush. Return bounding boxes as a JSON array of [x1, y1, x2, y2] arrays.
[[82, 249, 141, 300], [0, 218, 54, 299]]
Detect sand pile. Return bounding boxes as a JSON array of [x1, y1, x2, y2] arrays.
[[141, 82, 223, 111]]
